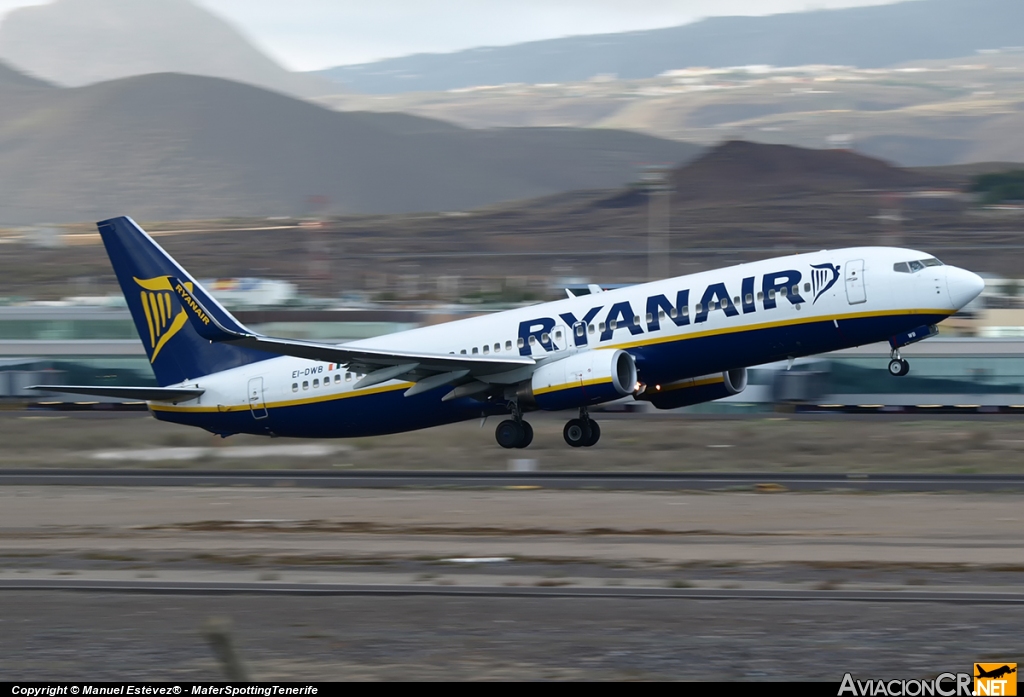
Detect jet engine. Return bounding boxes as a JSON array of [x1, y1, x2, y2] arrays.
[[516, 349, 637, 411], [638, 368, 748, 410]]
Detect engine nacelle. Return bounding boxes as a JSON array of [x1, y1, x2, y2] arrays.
[[518, 349, 637, 411], [639, 368, 748, 410]]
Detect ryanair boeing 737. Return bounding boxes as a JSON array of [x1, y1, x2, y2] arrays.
[[34, 217, 985, 448]]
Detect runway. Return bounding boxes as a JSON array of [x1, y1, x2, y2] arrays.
[[3, 468, 1024, 491], [2, 578, 1023, 604]]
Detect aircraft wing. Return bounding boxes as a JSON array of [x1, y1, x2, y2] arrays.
[[26, 385, 204, 402], [173, 280, 536, 394]]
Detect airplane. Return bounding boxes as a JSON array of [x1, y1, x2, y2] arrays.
[[976, 666, 1017, 680], [32, 216, 985, 449]]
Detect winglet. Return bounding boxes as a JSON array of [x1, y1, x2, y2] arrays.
[[171, 277, 248, 343]]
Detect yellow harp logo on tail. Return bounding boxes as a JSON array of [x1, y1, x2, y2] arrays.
[[134, 276, 192, 363]]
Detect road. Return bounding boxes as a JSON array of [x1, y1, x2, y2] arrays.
[[3, 468, 1024, 491]]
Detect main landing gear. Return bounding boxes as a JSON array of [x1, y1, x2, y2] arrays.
[[563, 407, 601, 448], [495, 401, 533, 449], [888, 349, 910, 377], [494, 404, 602, 448]]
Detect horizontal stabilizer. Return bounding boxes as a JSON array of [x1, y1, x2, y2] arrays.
[[27, 385, 204, 402]]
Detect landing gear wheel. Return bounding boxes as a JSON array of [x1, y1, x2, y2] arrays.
[[888, 358, 910, 377], [563, 418, 592, 448], [582, 420, 601, 447], [515, 421, 534, 449], [496, 419, 524, 449]]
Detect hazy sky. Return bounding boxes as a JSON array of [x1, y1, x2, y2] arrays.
[[0, 0, 909, 70]]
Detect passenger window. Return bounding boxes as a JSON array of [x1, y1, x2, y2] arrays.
[[757, 292, 764, 301], [803, 283, 811, 293], [517, 338, 525, 348], [633, 315, 640, 325], [303, 381, 309, 390], [345, 372, 352, 381], [529, 336, 537, 345], [659, 310, 666, 320], [292, 383, 298, 392], [646, 313, 653, 324], [576, 325, 585, 337], [460, 349, 467, 354], [313, 378, 319, 388], [334, 374, 340, 384], [609, 321, 617, 330], [669, 308, 677, 319], [494, 343, 500, 352], [682, 306, 689, 317], [769, 290, 776, 300], [695, 303, 703, 314], [506, 340, 513, 350], [472, 347, 479, 354], [599, 322, 605, 333], [482, 345, 489, 354], [745, 293, 753, 304], [708, 301, 716, 311], [733, 297, 740, 305], [791, 285, 799, 296], [541, 333, 549, 344], [555, 330, 562, 340]]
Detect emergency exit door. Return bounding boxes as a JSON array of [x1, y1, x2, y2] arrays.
[[247, 377, 268, 420], [845, 259, 866, 304]]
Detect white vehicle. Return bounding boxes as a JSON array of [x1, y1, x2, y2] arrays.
[[37, 217, 984, 448]]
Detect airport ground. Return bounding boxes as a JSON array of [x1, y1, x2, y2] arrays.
[[2, 410, 1022, 680], [3, 409, 1024, 473]]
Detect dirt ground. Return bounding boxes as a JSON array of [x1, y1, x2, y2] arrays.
[[0, 486, 1022, 681], [3, 411, 1024, 473], [0, 592, 1018, 681]]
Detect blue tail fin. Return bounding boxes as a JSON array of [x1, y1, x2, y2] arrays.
[[97, 216, 274, 385]]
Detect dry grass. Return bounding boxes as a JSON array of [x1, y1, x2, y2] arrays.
[[3, 411, 1024, 473]]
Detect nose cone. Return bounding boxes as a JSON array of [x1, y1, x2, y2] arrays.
[[945, 266, 985, 310]]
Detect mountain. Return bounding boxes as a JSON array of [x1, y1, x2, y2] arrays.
[[318, 0, 1024, 94], [0, 0, 332, 97], [666, 140, 942, 200], [0, 57, 52, 90], [0, 71, 702, 224]]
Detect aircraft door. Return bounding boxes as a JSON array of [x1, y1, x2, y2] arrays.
[[247, 376, 268, 420], [845, 259, 866, 305]]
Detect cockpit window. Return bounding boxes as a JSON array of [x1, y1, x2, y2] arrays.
[[894, 258, 943, 274]]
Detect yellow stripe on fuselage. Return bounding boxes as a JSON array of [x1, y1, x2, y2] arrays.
[[149, 381, 416, 413], [533, 376, 612, 396], [609, 307, 952, 352], [150, 308, 952, 414]]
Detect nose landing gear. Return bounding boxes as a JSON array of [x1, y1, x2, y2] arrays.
[[563, 407, 601, 447], [495, 401, 533, 449], [888, 349, 910, 377]]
